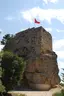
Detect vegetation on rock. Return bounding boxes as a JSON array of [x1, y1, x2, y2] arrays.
[[1, 34, 14, 45], [1, 51, 26, 91], [52, 89, 64, 96], [0, 51, 5, 93]]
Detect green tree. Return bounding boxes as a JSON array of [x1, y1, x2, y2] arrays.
[[61, 68, 64, 83], [0, 51, 5, 92], [0, 77, 5, 93], [1, 34, 14, 45], [1, 51, 26, 91]]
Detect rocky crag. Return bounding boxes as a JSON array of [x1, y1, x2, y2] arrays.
[[4, 26, 60, 90]]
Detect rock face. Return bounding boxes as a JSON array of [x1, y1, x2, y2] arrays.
[[25, 50, 60, 90], [4, 26, 60, 90], [4, 26, 52, 56]]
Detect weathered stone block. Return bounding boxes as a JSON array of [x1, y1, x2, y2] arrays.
[[4, 26, 60, 90], [4, 26, 52, 57], [25, 51, 60, 89]]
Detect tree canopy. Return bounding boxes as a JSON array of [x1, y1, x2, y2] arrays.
[[0, 51, 5, 92], [1, 51, 26, 91], [1, 34, 14, 45]]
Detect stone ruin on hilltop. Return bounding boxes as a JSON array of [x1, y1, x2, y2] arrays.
[[4, 26, 60, 90]]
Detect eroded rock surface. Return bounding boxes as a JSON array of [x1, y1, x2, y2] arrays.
[[4, 26, 60, 90], [25, 50, 60, 90]]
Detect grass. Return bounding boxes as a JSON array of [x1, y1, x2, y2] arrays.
[[60, 83, 64, 87], [0, 92, 27, 96], [52, 89, 64, 96], [52, 92, 63, 96], [9, 93, 27, 96]]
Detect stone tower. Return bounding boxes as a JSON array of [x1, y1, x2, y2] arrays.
[[4, 26, 60, 90]]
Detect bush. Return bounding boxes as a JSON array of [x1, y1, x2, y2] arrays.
[[1, 51, 26, 91], [52, 90, 64, 96], [60, 83, 64, 87], [10, 93, 27, 96], [52, 92, 63, 96], [0, 80, 5, 93], [0, 51, 5, 93], [61, 89, 64, 96], [0, 92, 12, 96]]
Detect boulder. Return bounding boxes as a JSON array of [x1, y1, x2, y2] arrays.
[[29, 83, 51, 91], [25, 51, 60, 90], [4, 26, 60, 90]]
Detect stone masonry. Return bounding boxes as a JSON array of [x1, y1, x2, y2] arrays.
[[4, 26, 60, 90]]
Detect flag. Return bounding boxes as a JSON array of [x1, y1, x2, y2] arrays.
[[34, 18, 40, 24]]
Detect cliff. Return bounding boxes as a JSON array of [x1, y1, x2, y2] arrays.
[[4, 26, 60, 90]]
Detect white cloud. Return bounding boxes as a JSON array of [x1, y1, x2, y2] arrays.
[[58, 61, 64, 69], [45, 27, 52, 33], [0, 29, 6, 38], [53, 39, 64, 61], [0, 29, 4, 39], [53, 39, 64, 51], [53, 38, 64, 71], [56, 51, 64, 59], [0, 45, 4, 51], [51, 37, 64, 77], [52, 39, 64, 75], [43, 0, 58, 4], [56, 29, 64, 33], [0, 29, 3, 32], [52, 36, 56, 39], [5, 16, 14, 21], [21, 7, 64, 24]]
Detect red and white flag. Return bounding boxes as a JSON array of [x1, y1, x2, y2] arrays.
[[34, 18, 40, 24]]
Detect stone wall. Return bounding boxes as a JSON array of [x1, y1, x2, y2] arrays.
[[15, 26, 52, 55], [4, 26, 60, 90], [5, 26, 52, 57]]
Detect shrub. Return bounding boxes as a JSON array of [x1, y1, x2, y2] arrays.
[[52, 89, 64, 96], [10, 93, 27, 96], [0, 92, 12, 96], [0, 80, 5, 93], [1, 51, 26, 91], [52, 92, 63, 96], [61, 89, 64, 96], [0, 51, 5, 93], [60, 83, 64, 87]]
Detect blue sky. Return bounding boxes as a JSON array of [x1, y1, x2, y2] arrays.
[[0, 0, 64, 78]]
